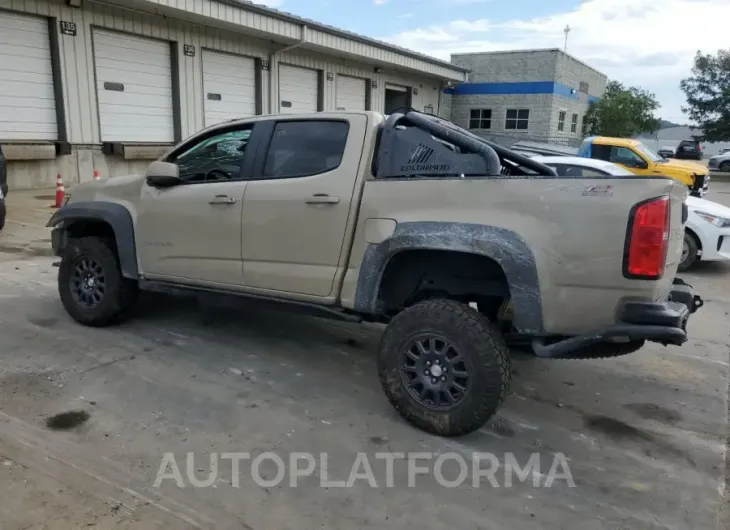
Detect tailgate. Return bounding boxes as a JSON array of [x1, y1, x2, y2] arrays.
[[660, 181, 689, 293]]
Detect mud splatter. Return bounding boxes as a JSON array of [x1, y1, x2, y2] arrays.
[[45, 411, 91, 431], [583, 414, 695, 467]]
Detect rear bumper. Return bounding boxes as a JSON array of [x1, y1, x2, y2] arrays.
[[533, 278, 703, 358]]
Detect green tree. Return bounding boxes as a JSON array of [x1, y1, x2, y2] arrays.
[[584, 80, 661, 138], [680, 49, 730, 142]]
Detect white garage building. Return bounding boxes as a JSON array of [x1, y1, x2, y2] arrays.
[[0, 0, 467, 189]]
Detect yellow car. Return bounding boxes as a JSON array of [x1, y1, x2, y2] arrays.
[[577, 137, 709, 197]]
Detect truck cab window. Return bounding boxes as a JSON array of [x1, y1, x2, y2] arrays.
[[610, 147, 645, 167], [169, 128, 252, 183], [263, 121, 349, 179]]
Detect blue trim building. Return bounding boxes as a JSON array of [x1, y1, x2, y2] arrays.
[[445, 49, 607, 145]]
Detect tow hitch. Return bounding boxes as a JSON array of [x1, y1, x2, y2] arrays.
[[692, 294, 704, 313]]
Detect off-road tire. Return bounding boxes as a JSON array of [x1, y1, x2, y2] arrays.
[[678, 231, 699, 272], [58, 236, 138, 327], [377, 299, 511, 437]]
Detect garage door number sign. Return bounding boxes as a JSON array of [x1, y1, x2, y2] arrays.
[[60, 21, 77, 36]]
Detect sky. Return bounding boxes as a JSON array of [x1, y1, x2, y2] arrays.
[[254, 0, 730, 125]]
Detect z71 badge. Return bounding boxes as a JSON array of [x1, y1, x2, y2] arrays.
[[582, 184, 614, 197]]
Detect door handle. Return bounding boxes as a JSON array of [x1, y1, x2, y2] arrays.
[[305, 194, 340, 204], [209, 195, 236, 205]]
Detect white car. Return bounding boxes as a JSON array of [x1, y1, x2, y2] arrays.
[[531, 155, 636, 177], [531, 155, 730, 271], [681, 196, 730, 270]]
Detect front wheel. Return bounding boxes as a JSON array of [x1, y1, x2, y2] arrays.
[[58, 236, 138, 327], [377, 299, 511, 437], [678, 232, 699, 272], [720, 161, 730, 172]]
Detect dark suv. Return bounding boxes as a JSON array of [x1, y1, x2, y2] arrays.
[[0, 145, 6, 231], [675, 139, 703, 160]]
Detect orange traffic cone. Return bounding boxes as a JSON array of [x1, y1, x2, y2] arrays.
[[93, 169, 100, 181], [54, 173, 65, 208]]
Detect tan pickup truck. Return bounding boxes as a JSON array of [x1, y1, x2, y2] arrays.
[[48, 110, 703, 437]]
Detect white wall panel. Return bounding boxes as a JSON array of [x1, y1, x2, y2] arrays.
[[93, 29, 174, 142], [202, 49, 256, 127], [0, 11, 57, 140], [335, 75, 366, 111], [278, 64, 318, 113]]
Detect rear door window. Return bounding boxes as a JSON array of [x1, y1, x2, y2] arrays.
[[590, 144, 612, 161], [263, 121, 350, 179]]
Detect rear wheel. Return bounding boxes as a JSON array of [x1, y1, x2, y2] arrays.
[[377, 299, 511, 437], [58, 236, 138, 326], [720, 161, 730, 172], [678, 231, 699, 272]]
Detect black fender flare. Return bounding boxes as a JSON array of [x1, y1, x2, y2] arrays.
[[47, 201, 138, 279], [353, 221, 543, 333]]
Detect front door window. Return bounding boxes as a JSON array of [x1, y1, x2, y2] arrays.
[[170, 128, 252, 183]]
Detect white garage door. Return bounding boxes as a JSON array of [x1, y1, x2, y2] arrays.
[[335, 75, 367, 111], [202, 50, 257, 127], [278, 64, 318, 114], [0, 12, 56, 140], [93, 30, 174, 143]]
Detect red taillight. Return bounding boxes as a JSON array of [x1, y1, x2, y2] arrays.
[[624, 196, 670, 279]]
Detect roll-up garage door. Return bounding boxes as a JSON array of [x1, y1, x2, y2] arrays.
[[0, 12, 57, 140], [278, 64, 318, 114], [335, 75, 367, 111], [93, 30, 174, 142], [202, 50, 257, 127]]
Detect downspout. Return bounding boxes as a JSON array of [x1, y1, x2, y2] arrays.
[[269, 25, 308, 113]]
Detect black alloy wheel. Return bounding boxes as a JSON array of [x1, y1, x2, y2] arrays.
[[69, 257, 107, 308], [400, 334, 470, 410]]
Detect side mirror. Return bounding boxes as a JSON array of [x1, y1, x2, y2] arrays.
[[146, 161, 182, 188], [636, 159, 649, 170]]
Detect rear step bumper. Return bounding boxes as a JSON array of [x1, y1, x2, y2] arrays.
[[532, 278, 703, 359]]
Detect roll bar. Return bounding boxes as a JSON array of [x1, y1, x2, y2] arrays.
[[380, 109, 558, 177]]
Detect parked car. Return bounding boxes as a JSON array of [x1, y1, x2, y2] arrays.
[[530, 155, 635, 177], [680, 196, 730, 270], [658, 146, 675, 158], [576, 137, 710, 197], [675, 139, 703, 160], [47, 110, 703, 437], [0, 145, 6, 231], [708, 151, 730, 173]]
